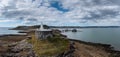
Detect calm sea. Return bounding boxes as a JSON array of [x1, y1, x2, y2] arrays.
[[61, 28, 120, 50], [0, 27, 19, 35]]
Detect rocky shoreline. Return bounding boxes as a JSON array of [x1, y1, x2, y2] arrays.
[[69, 39, 120, 56], [0, 34, 120, 57], [57, 38, 120, 57]]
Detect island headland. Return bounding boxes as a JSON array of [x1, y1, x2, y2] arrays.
[[0, 25, 120, 57]]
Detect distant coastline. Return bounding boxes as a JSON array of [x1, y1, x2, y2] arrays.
[[51, 26, 120, 28], [10, 25, 120, 30]]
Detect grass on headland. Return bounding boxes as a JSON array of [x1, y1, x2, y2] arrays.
[[27, 33, 70, 56]]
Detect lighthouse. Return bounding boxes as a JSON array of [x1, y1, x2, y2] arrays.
[[35, 23, 53, 39]]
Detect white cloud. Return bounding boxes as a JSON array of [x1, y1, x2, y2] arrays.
[[0, 0, 120, 26], [0, 19, 14, 22]]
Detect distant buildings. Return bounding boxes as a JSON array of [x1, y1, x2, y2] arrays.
[[35, 23, 53, 40]]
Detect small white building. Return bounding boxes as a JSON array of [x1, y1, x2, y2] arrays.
[[35, 23, 53, 39]]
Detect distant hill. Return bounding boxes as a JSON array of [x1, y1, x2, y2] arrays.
[[10, 25, 50, 30]]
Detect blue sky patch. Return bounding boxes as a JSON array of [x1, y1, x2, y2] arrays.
[[50, 1, 69, 12]]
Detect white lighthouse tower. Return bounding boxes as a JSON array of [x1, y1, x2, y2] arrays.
[[35, 23, 53, 39]]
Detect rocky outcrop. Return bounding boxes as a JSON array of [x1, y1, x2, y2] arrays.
[[0, 39, 36, 57]]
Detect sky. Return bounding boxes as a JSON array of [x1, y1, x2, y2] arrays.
[[0, 0, 120, 27]]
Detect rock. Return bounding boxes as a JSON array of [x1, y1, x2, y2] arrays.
[[27, 36, 32, 39], [72, 29, 77, 32], [0, 39, 36, 57]]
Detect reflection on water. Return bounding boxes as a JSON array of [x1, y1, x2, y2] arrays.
[[61, 28, 120, 50]]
